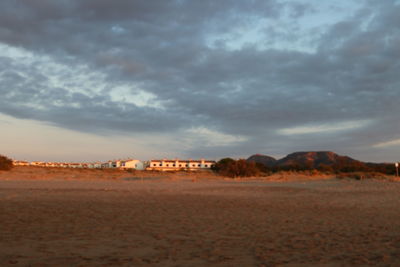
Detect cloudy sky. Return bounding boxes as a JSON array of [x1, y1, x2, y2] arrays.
[[1, 0, 399, 162]]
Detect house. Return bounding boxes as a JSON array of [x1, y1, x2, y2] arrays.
[[68, 163, 83, 168], [110, 160, 122, 168], [101, 162, 111, 168], [12, 160, 30, 166], [120, 159, 145, 170], [45, 162, 57, 167], [147, 159, 216, 171], [99, 159, 144, 170], [30, 161, 46, 167], [87, 162, 102, 169]]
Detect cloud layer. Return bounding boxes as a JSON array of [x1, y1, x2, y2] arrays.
[[1, 0, 399, 161]]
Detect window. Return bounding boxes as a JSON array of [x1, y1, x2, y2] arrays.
[[198, 164, 201, 167], [205, 164, 208, 167], [173, 164, 175, 167], [159, 163, 162, 166]]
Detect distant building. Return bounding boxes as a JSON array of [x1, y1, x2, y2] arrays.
[[147, 159, 216, 171], [12, 158, 214, 172], [101, 162, 111, 168], [120, 159, 145, 170], [68, 163, 83, 168], [45, 162, 58, 168], [88, 162, 102, 169], [97, 159, 144, 170], [30, 161, 45, 167], [109, 160, 122, 168], [12, 160, 30, 166]]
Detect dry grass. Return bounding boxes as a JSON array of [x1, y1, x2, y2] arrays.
[[2, 166, 396, 183], [0, 166, 131, 180], [335, 171, 393, 180], [0, 166, 221, 181], [262, 170, 335, 182]]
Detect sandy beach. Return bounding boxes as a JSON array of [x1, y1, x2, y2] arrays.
[[1, 168, 400, 266]]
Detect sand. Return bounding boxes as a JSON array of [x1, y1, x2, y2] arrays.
[[1, 168, 400, 266]]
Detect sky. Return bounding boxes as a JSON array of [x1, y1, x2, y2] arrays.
[[0, 0, 400, 163]]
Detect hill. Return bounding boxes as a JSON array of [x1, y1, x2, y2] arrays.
[[247, 151, 358, 169], [246, 154, 277, 167], [276, 151, 360, 169], [247, 151, 395, 174]]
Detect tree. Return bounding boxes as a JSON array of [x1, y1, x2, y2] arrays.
[[213, 158, 262, 178], [0, 155, 13, 171], [211, 158, 235, 172]]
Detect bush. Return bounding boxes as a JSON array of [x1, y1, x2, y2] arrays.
[[213, 158, 263, 178], [0, 155, 13, 171]]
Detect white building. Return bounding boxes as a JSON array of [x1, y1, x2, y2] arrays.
[[12, 160, 30, 166], [120, 159, 145, 170], [99, 159, 144, 170], [147, 159, 216, 171], [87, 162, 102, 169], [109, 160, 122, 168], [30, 161, 46, 167], [68, 163, 84, 168], [101, 162, 110, 168]]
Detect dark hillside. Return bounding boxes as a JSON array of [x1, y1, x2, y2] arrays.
[[247, 151, 394, 174], [277, 151, 359, 169], [246, 154, 277, 167]]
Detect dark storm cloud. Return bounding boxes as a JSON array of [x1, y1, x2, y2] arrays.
[[0, 0, 400, 160]]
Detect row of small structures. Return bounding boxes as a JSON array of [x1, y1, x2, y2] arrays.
[[13, 159, 216, 171]]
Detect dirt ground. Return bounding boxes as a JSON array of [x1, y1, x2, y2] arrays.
[[1, 168, 400, 266]]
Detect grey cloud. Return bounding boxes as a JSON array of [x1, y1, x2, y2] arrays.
[[0, 57, 192, 134], [0, 0, 400, 161]]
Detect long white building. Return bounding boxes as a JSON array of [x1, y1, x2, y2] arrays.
[[147, 159, 216, 171], [13, 158, 213, 171]]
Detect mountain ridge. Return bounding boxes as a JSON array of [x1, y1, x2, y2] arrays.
[[247, 151, 363, 169]]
